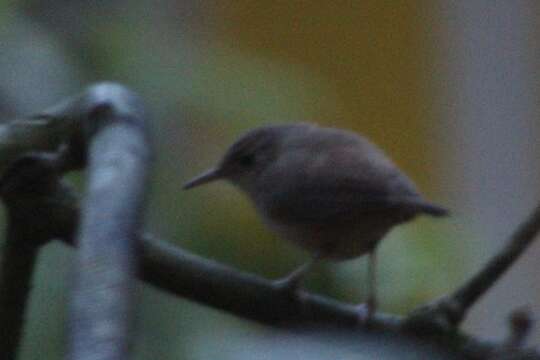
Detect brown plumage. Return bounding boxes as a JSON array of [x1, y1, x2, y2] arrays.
[[184, 123, 447, 317]]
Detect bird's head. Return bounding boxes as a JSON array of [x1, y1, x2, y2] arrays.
[[183, 124, 311, 193]]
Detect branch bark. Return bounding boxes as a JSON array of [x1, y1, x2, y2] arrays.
[[0, 153, 78, 359]]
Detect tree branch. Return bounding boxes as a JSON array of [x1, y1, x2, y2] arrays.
[[0, 105, 74, 174], [405, 204, 540, 333], [0, 238, 38, 360], [54, 201, 540, 359], [64, 84, 152, 360], [139, 233, 389, 327], [0, 153, 78, 360], [454, 205, 540, 317]]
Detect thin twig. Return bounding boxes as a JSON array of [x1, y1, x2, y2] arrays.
[[453, 204, 540, 319], [405, 204, 540, 332]]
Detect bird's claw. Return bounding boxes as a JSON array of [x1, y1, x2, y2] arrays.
[[272, 275, 303, 297], [356, 301, 376, 325]]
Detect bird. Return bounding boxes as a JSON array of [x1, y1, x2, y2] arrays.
[[183, 123, 447, 318]]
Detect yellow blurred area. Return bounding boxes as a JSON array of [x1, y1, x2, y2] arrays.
[[209, 1, 441, 192]]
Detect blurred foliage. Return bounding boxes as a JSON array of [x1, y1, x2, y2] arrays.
[[0, 1, 465, 359]]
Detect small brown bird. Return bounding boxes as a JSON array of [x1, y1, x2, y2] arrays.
[[184, 123, 447, 316]]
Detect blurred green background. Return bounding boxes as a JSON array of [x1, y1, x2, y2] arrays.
[[2, 1, 539, 359]]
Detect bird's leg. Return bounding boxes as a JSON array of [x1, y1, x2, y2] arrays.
[[357, 249, 378, 322], [366, 249, 377, 316], [273, 254, 321, 294]]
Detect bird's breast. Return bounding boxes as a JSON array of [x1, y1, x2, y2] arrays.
[[261, 215, 393, 261]]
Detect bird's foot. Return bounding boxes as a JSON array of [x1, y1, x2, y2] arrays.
[[356, 299, 376, 325], [272, 274, 304, 298], [272, 261, 314, 298]]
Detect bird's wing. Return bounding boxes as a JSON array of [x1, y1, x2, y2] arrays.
[[260, 145, 431, 224], [265, 180, 422, 224]]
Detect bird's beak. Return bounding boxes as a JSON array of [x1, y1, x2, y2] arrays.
[[183, 167, 223, 190]]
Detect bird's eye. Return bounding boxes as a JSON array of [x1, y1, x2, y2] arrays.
[[238, 154, 255, 168]]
